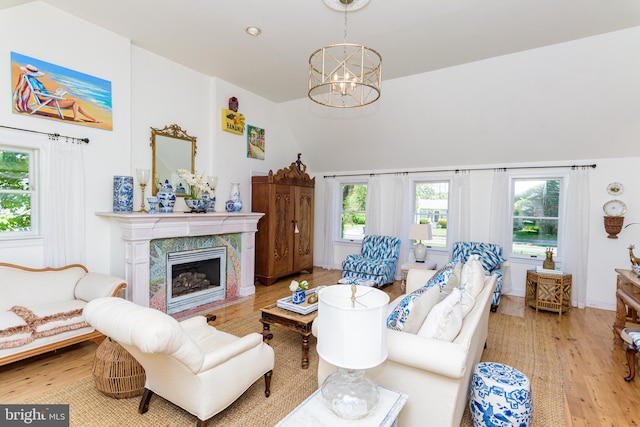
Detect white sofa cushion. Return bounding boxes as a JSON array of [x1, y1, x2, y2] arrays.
[[461, 255, 485, 298], [440, 261, 463, 300], [387, 284, 440, 333], [0, 311, 33, 349], [417, 288, 463, 341], [460, 287, 475, 317]]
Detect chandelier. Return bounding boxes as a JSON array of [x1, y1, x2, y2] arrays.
[[308, 0, 382, 108]]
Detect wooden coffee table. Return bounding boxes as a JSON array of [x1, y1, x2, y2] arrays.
[[260, 303, 318, 369]]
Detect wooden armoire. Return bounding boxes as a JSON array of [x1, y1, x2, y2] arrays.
[[252, 161, 314, 286]]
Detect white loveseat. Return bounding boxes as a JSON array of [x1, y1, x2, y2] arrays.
[[316, 267, 497, 427], [0, 263, 127, 366]]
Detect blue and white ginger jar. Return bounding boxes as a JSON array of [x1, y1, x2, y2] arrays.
[[157, 180, 176, 213]]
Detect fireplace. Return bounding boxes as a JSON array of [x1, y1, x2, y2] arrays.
[[166, 247, 227, 315], [96, 212, 264, 313]]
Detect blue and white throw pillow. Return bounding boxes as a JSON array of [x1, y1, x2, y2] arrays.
[[387, 285, 440, 333], [424, 261, 457, 291]]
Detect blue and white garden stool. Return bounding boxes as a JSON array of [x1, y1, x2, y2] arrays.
[[469, 362, 532, 427]]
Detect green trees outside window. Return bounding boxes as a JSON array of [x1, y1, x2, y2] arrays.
[[512, 179, 560, 256], [0, 150, 32, 233], [341, 183, 367, 240]]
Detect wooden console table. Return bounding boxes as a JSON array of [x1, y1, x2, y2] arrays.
[[525, 270, 572, 318], [613, 268, 640, 344]]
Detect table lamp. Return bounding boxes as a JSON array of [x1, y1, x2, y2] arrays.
[[317, 284, 389, 420], [409, 223, 432, 262]]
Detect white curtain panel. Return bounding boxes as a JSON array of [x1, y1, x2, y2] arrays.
[[42, 141, 86, 267], [559, 167, 590, 308], [489, 168, 513, 293], [387, 174, 409, 279], [366, 175, 382, 235], [448, 170, 471, 246], [320, 177, 339, 269]]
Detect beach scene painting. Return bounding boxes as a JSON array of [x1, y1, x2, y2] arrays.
[[11, 52, 112, 130]]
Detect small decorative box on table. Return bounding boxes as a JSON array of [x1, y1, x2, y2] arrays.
[[526, 269, 572, 318]]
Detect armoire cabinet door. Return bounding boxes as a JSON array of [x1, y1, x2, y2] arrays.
[[271, 184, 294, 276], [294, 185, 314, 272]]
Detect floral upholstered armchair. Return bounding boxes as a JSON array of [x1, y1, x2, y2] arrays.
[[451, 241, 506, 312], [341, 235, 401, 287]]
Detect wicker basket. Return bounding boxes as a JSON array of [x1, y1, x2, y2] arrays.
[[92, 338, 146, 399]]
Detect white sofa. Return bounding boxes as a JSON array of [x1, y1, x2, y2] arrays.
[[316, 267, 498, 427], [0, 263, 127, 366]]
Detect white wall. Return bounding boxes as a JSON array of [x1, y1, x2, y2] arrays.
[[0, 2, 301, 278], [281, 26, 640, 173], [0, 2, 131, 272]]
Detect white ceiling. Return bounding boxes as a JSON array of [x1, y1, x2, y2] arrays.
[[4, 0, 640, 104]]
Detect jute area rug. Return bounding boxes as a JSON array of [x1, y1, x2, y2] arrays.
[[26, 311, 319, 427], [26, 312, 564, 427], [460, 312, 566, 427]]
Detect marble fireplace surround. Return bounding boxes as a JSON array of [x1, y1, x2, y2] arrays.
[[97, 212, 263, 313]]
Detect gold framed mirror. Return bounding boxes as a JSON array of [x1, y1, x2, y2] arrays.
[[150, 124, 197, 196]]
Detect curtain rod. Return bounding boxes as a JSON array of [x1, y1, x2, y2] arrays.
[[0, 125, 89, 144], [323, 163, 596, 179]]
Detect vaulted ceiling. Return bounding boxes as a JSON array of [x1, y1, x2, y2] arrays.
[[4, 0, 640, 104]]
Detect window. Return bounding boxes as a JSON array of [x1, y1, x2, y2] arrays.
[[414, 181, 449, 248], [512, 178, 561, 257], [341, 183, 367, 240], [0, 148, 36, 236]]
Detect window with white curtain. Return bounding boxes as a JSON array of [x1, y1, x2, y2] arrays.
[[413, 180, 449, 248], [0, 147, 38, 238], [340, 182, 367, 241], [511, 177, 563, 258]]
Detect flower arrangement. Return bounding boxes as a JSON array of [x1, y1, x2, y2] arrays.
[[289, 279, 309, 293], [177, 169, 211, 200]]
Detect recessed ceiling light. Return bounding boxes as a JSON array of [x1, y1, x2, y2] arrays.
[[245, 27, 262, 37]]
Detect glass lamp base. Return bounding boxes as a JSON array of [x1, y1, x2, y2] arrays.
[[321, 367, 380, 420]]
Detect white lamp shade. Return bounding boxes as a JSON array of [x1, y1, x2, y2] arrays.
[[317, 285, 389, 370], [409, 223, 433, 241]]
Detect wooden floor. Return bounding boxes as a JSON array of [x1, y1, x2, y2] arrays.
[[2, 268, 639, 426]]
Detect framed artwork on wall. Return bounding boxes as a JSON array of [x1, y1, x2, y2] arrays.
[[247, 125, 265, 160], [11, 51, 112, 130]]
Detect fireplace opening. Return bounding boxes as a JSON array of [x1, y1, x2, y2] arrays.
[[171, 258, 220, 298], [166, 247, 227, 315]]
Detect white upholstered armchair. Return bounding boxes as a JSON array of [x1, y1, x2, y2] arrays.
[[84, 297, 274, 427]]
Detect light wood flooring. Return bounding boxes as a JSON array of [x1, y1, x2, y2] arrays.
[[1, 268, 639, 426]]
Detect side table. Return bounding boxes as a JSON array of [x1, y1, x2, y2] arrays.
[[400, 260, 437, 291], [525, 270, 572, 318], [275, 385, 408, 427]]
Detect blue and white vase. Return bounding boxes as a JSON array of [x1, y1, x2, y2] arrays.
[[203, 194, 216, 213], [147, 197, 158, 214], [184, 198, 209, 213], [157, 180, 176, 213], [227, 183, 242, 212], [113, 175, 133, 213], [292, 290, 306, 304]]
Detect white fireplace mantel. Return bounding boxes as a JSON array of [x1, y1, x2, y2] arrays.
[[97, 212, 264, 307]]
